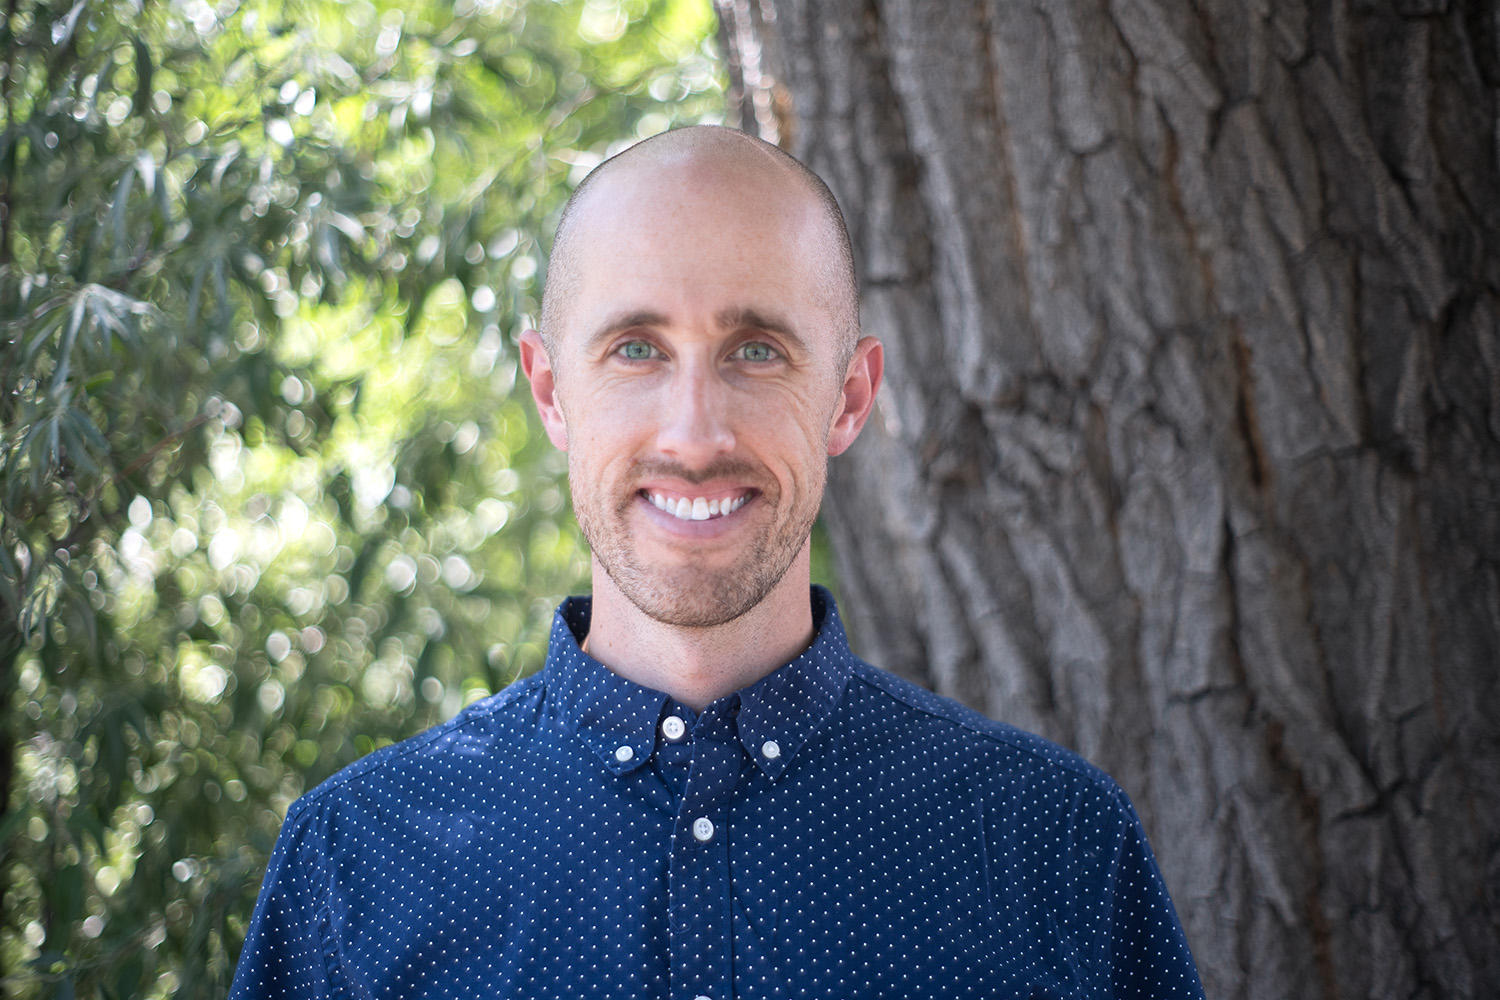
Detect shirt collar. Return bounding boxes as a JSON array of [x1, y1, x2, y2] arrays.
[[542, 585, 855, 781]]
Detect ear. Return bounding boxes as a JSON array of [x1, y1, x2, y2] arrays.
[[519, 329, 569, 451], [827, 336, 884, 456]]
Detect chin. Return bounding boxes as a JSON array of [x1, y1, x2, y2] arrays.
[[608, 563, 787, 629]]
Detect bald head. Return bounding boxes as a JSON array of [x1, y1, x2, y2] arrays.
[[539, 126, 859, 370]]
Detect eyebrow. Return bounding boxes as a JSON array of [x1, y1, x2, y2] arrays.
[[714, 307, 810, 355], [582, 306, 811, 356], [583, 310, 670, 354]]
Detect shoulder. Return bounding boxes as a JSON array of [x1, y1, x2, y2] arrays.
[[843, 658, 1129, 808], [282, 672, 547, 825]]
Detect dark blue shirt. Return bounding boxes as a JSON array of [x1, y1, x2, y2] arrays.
[[231, 587, 1203, 999]]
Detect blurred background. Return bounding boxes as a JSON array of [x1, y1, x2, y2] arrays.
[[1, 0, 727, 995], [6, 0, 1498, 998]]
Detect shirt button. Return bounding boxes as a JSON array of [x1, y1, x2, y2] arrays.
[[661, 715, 686, 741], [692, 817, 714, 842], [761, 740, 781, 760], [614, 745, 634, 762]]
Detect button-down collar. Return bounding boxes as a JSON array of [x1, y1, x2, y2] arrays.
[[543, 586, 854, 780]]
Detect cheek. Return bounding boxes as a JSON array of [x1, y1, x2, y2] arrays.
[[750, 401, 834, 478], [780, 392, 838, 448], [561, 386, 653, 449]]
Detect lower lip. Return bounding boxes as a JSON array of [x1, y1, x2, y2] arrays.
[[635, 492, 756, 537]]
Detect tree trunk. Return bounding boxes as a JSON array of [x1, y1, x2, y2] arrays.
[[717, 1, 1500, 996]]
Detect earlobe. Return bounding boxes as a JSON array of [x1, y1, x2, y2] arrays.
[[519, 330, 569, 451], [827, 337, 884, 456]]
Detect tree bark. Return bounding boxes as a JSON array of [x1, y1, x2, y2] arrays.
[[718, 1, 1500, 996]]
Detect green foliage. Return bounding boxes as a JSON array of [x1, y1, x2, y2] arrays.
[[0, 0, 722, 995]]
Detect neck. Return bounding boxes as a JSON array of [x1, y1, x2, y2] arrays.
[[583, 547, 816, 711]]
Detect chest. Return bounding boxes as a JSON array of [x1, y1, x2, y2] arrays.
[[320, 751, 1102, 999]]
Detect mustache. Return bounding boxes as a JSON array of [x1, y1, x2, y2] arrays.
[[624, 458, 766, 487]]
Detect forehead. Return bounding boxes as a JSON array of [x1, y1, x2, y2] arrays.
[[559, 156, 834, 341]]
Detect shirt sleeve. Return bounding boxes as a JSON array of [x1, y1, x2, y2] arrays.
[[229, 797, 338, 1000], [1106, 789, 1205, 1000]]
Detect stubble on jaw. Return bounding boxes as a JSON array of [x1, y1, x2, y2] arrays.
[[569, 455, 822, 629]]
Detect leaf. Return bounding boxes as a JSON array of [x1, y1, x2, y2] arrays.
[[81, 283, 154, 352], [213, 255, 230, 329], [21, 298, 69, 370], [57, 413, 97, 478], [210, 147, 241, 191], [134, 151, 157, 206], [186, 255, 211, 328], [52, 0, 88, 49], [346, 539, 380, 600], [133, 38, 154, 116], [106, 164, 137, 265], [46, 297, 86, 395], [414, 638, 439, 683], [66, 406, 111, 457]]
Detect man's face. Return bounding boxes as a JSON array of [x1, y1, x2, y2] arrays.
[[522, 156, 875, 628]]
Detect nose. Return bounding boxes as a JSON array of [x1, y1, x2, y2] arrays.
[[655, 364, 736, 467]]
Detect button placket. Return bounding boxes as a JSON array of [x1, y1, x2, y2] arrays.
[[667, 710, 740, 1000]]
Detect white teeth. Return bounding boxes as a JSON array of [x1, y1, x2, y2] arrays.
[[646, 492, 749, 520]]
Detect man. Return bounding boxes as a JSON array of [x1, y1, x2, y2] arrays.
[[230, 126, 1205, 999]]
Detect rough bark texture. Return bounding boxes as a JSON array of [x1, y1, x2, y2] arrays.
[[718, 1, 1500, 997]]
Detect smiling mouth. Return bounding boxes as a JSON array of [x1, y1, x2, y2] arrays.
[[643, 491, 752, 521]]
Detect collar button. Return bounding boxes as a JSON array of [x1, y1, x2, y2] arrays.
[[661, 715, 686, 741], [761, 740, 781, 761]]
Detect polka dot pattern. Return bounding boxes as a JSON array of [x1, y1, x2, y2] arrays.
[[230, 587, 1204, 999]]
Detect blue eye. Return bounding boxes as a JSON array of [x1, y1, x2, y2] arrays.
[[737, 342, 778, 362], [618, 341, 656, 361]]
